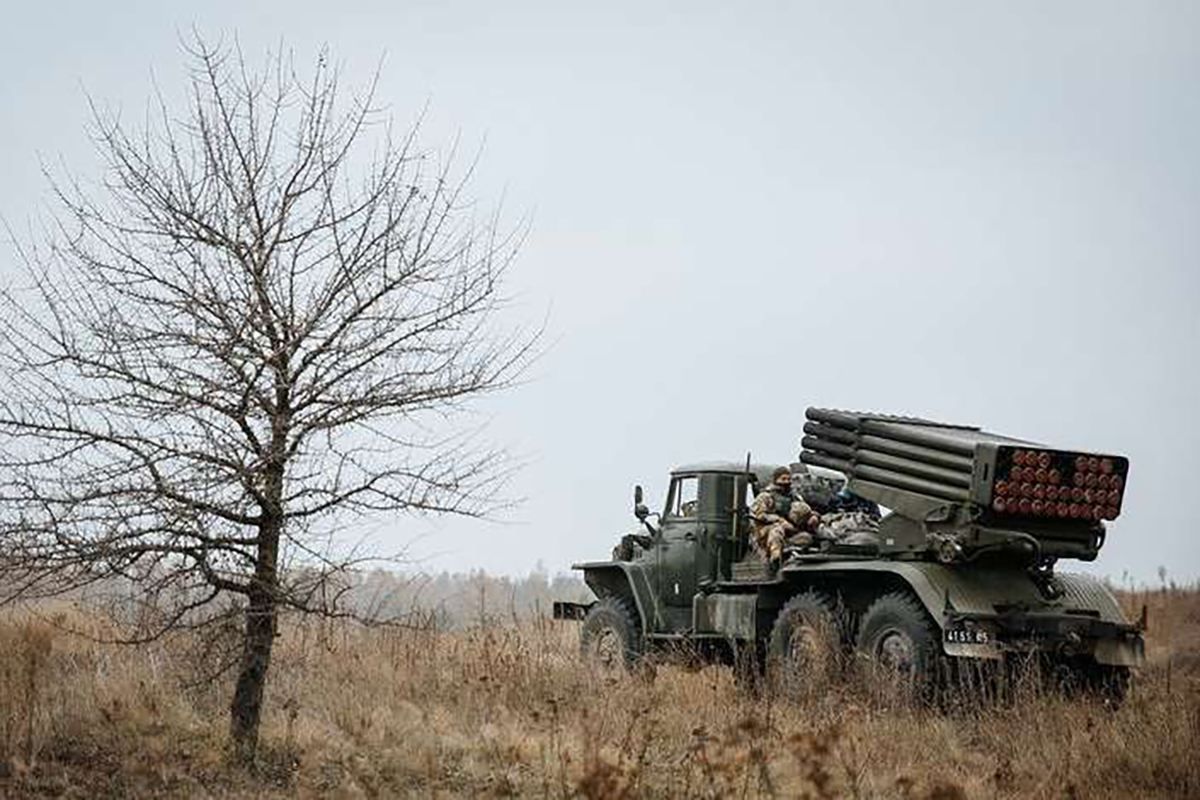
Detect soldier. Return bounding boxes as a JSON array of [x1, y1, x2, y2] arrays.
[[750, 466, 821, 573]]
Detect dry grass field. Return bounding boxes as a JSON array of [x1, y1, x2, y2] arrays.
[[0, 586, 1197, 799]]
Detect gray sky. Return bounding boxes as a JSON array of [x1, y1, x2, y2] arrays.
[[1, 1, 1196, 584]]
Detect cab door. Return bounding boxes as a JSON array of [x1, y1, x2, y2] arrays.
[[695, 472, 744, 583], [656, 474, 701, 607]]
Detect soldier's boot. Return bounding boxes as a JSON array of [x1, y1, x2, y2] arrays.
[[766, 537, 784, 576]]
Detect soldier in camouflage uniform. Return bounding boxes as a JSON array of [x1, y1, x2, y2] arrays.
[[750, 466, 821, 573]]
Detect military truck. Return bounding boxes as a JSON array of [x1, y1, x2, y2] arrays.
[[554, 408, 1144, 698]]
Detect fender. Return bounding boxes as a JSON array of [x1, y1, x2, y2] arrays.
[[781, 560, 1143, 665], [1053, 572, 1128, 624], [573, 560, 665, 633], [782, 560, 1010, 623], [783, 561, 1131, 623]]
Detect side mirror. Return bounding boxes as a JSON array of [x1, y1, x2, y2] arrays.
[[633, 485, 651, 522]]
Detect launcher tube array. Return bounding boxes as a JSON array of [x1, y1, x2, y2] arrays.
[[799, 408, 1128, 522]]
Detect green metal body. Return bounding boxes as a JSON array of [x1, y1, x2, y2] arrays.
[[559, 414, 1145, 671]]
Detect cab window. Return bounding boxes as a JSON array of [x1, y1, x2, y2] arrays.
[[667, 476, 699, 518]]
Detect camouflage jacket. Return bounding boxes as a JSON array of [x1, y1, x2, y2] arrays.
[[750, 488, 813, 530]]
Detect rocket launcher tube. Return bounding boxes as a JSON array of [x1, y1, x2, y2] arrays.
[[801, 421, 858, 444], [855, 449, 973, 489], [853, 464, 971, 501], [803, 435, 973, 488], [798, 452, 970, 502], [798, 451, 852, 474], [859, 419, 977, 456], [801, 436, 972, 490], [806, 407, 871, 430], [857, 435, 974, 472], [799, 435, 855, 461]]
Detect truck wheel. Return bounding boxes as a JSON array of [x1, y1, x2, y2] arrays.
[[855, 591, 941, 700], [580, 595, 642, 672], [767, 591, 841, 699]]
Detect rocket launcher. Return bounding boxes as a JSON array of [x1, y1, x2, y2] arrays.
[[799, 408, 1129, 562]]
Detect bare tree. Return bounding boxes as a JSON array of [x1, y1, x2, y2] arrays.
[[0, 38, 535, 760]]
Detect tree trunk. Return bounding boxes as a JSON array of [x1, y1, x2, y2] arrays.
[[229, 513, 282, 762], [230, 344, 290, 762], [229, 588, 277, 761]]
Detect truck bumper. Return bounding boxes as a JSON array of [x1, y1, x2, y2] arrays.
[[552, 601, 593, 621], [942, 610, 1145, 666]]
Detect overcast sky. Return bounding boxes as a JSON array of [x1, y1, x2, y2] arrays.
[[1, 1, 1196, 584]]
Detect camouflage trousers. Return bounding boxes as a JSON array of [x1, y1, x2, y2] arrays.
[[753, 522, 813, 561]]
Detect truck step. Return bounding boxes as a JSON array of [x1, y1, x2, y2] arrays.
[[731, 558, 772, 582]]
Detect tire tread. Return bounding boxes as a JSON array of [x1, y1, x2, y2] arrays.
[[766, 591, 840, 697], [580, 594, 642, 669]]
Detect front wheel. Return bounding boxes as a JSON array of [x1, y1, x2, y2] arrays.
[[580, 595, 643, 672]]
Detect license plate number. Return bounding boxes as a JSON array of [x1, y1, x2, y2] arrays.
[[944, 627, 991, 644]]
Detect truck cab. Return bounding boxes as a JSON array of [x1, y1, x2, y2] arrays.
[[645, 463, 761, 603]]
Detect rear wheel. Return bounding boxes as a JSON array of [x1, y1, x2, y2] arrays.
[[580, 595, 642, 672], [1053, 662, 1130, 706], [1088, 664, 1131, 706], [1043, 657, 1130, 704], [767, 591, 841, 699], [855, 591, 942, 701]]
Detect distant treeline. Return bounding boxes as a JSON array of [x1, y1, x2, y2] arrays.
[[0, 565, 592, 634], [344, 567, 591, 629]]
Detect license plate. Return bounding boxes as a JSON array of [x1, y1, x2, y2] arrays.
[[944, 627, 991, 644]]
